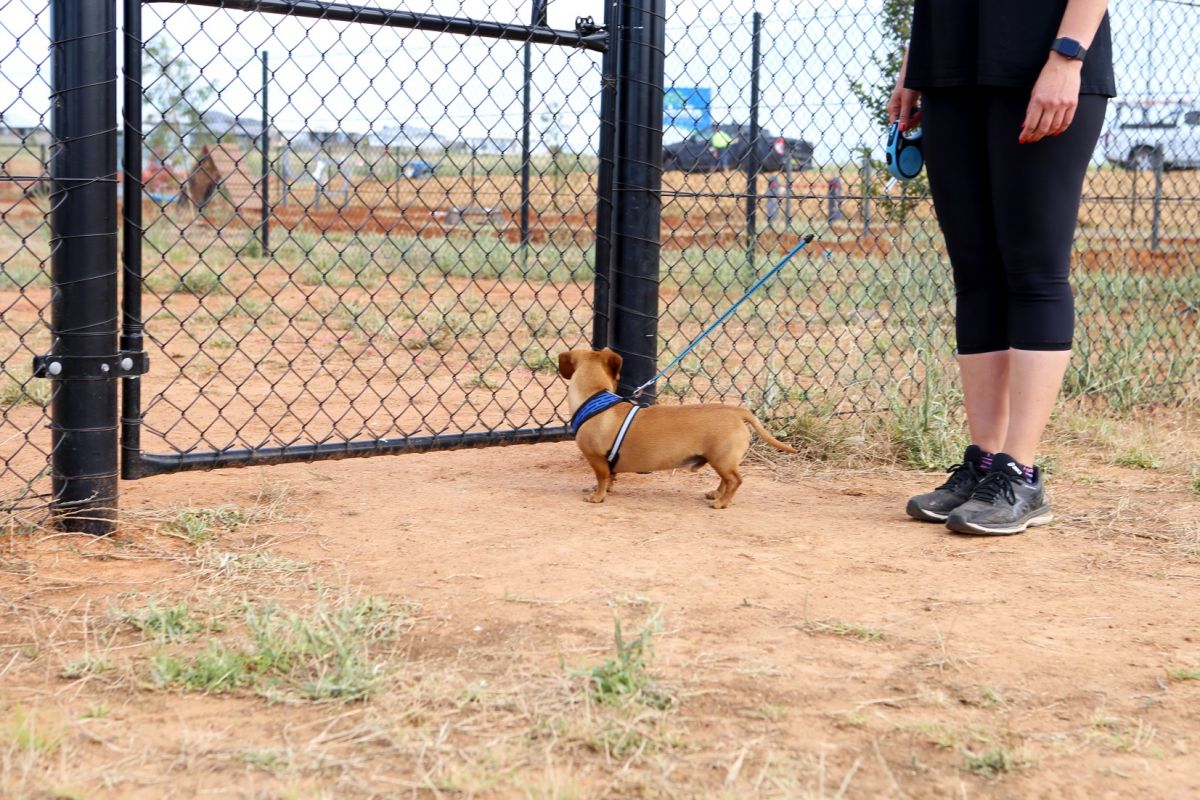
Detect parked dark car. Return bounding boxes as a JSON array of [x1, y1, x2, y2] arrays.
[[662, 125, 814, 173]]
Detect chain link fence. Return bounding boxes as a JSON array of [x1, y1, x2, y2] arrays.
[[656, 1, 1200, 421], [127, 0, 603, 475], [1, 0, 56, 523], [3, 1, 1199, 522]]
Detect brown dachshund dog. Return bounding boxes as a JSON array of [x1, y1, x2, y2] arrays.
[[559, 348, 795, 508]]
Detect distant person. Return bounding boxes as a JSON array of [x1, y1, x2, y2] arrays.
[[710, 127, 734, 170], [894, 0, 1115, 535], [765, 175, 782, 225]]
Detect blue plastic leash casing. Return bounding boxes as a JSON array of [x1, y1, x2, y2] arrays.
[[885, 121, 924, 181]]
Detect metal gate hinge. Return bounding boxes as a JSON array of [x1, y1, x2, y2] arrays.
[[32, 350, 149, 380]]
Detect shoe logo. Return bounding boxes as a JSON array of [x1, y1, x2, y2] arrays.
[[1006, 461, 1021, 475]]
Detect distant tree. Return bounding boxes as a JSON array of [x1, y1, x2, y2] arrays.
[[849, 0, 914, 130], [144, 39, 214, 165], [849, 0, 927, 229]]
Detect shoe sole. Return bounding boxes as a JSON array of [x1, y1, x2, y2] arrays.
[[905, 499, 951, 523], [945, 509, 1054, 536]]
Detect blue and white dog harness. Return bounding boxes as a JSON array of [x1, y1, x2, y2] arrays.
[[569, 390, 644, 469]]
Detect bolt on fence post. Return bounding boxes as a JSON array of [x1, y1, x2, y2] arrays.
[[744, 10, 762, 274], [49, 0, 119, 533], [601, 0, 666, 398], [260, 50, 270, 253]]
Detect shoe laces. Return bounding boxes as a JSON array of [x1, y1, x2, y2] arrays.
[[972, 472, 1017, 505], [937, 461, 982, 492]]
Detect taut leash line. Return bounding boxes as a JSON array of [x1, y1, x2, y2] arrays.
[[629, 233, 815, 399]]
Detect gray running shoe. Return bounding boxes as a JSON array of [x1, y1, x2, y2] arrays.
[[905, 446, 985, 522], [945, 454, 1053, 535]]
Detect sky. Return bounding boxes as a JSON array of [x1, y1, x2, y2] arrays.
[[1, 1, 1198, 165]]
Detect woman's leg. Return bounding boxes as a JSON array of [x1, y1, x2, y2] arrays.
[[957, 351, 1009, 454], [905, 90, 1010, 522], [987, 93, 1108, 465], [924, 90, 1013, 447], [944, 93, 1108, 535], [1001, 349, 1071, 465]]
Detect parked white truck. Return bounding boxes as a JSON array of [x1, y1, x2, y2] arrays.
[[1102, 99, 1200, 170]]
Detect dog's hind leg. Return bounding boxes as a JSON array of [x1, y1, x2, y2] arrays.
[[584, 454, 612, 504], [705, 478, 726, 501], [708, 461, 743, 509]]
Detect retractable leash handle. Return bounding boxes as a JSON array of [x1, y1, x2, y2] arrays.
[[629, 233, 816, 399], [885, 121, 924, 181]]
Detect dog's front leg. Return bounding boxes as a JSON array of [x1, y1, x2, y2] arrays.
[[584, 455, 611, 503]]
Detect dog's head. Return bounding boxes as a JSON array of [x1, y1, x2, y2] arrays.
[[557, 348, 622, 391]]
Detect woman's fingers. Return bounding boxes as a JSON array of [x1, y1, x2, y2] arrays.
[[1054, 103, 1078, 136], [1044, 108, 1066, 139], [899, 93, 914, 130], [1020, 102, 1046, 144]]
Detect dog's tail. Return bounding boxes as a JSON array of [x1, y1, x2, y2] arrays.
[[739, 409, 797, 453]]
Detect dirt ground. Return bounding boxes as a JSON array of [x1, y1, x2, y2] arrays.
[[2, 405, 1198, 798]]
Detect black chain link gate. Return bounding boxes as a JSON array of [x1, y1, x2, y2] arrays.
[[122, 0, 625, 482]]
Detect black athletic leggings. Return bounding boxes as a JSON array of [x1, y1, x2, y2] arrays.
[[921, 89, 1107, 354]]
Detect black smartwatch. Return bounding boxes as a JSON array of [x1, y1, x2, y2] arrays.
[[1050, 37, 1087, 61]]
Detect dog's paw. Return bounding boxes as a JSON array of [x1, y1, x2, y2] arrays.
[[710, 500, 730, 509], [585, 492, 606, 504], [704, 490, 718, 500]]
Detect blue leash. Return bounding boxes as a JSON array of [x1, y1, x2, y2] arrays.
[[630, 233, 816, 399]]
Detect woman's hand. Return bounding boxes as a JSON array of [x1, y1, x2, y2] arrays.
[[1021, 53, 1082, 143], [887, 83, 922, 131]]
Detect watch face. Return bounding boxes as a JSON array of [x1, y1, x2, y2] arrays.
[[1056, 38, 1083, 58]]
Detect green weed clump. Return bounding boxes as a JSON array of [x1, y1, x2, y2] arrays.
[[126, 598, 207, 643], [0, 367, 51, 408], [150, 593, 405, 701], [1113, 447, 1163, 470], [964, 747, 1017, 777], [577, 616, 674, 710], [884, 359, 965, 470], [161, 505, 249, 542]]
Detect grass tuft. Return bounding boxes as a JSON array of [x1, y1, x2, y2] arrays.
[[576, 616, 674, 710], [125, 598, 207, 643], [6, 707, 63, 756], [148, 592, 406, 701], [964, 747, 1016, 777], [59, 655, 114, 681], [1113, 447, 1163, 470], [161, 506, 249, 542], [0, 367, 52, 408]]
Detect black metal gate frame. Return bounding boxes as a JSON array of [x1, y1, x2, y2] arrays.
[[42, 0, 666, 533]]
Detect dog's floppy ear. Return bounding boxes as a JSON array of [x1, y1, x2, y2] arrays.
[[557, 351, 576, 380], [602, 348, 623, 380]]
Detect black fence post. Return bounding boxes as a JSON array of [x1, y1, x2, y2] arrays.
[[592, 1, 619, 349], [260, 50, 270, 253], [1151, 154, 1163, 253], [121, 0, 144, 482], [599, 0, 665, 398], [520, 0, 547, 264], [48, 0, 119, 533], [744, 10, 762, 272]]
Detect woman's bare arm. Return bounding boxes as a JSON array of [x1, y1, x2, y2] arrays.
[[1021, 0, 1109, 143]]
